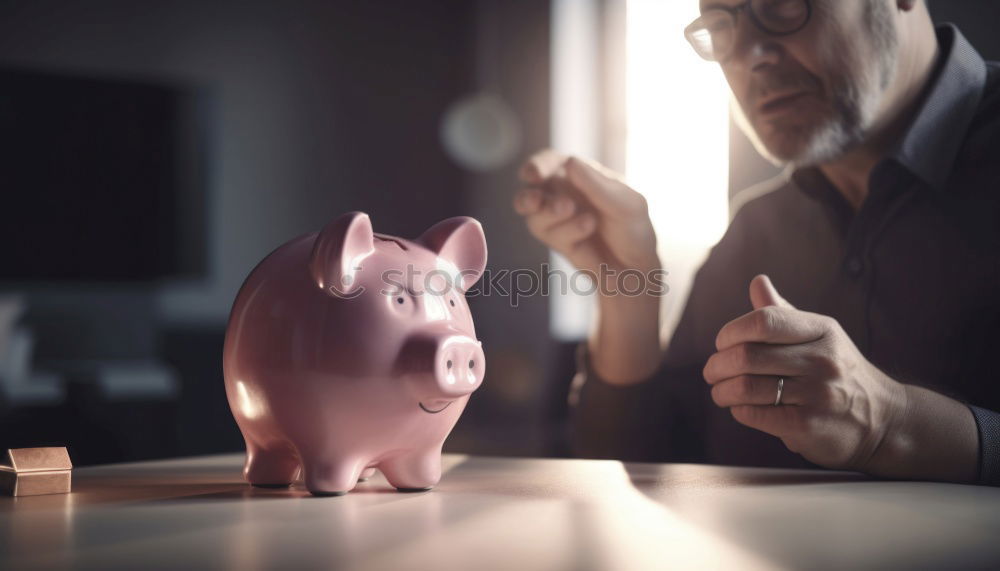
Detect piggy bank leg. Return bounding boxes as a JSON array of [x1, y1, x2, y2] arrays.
[[302, 457, 365, 497], [380, 449, 442, 492], [244, 442, 300, 488], [358, 467, 377, 482]]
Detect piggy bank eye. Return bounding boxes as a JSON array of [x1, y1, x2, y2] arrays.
[[389, 291, 416, 314], [449, 299, 456, 307]]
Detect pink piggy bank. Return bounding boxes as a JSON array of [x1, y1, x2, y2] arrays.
[[223, 211, 487, 496]]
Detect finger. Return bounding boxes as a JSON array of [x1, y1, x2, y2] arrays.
[[749, 274, 795, 310], [563, 156, 647, 217], [703, 342, 811, 384], [524, 202, 585, 247], [545, 192, 578, 219], [519, 149, 567, 184], [730, 404, 805, 439], [538, 212, 597, 254], [710, 375, 802, 407], [513, 187, 544, 215], [523, 193, 579, 233], [715, 305, 830, 351]]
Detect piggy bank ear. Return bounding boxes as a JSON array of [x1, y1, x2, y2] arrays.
[[310, 211, 376, 295], [418, 217, 487, 293]]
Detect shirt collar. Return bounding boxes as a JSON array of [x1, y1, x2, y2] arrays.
[[791, 24, 988, 200], [892, 24, 988, 193]]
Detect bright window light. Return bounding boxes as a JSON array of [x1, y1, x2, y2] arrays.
[[625, 0, 730, 338], [549, 0, 600, 341], [549, 0, 730, 342]]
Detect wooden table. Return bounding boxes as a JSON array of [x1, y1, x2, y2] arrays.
[[2, 453, 999, 569]]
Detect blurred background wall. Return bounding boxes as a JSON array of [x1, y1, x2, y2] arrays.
[[0, 0, 997, 466]]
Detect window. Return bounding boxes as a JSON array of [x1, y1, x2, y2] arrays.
[[550, 0, 730, 342], [623, 0, 730, 338]]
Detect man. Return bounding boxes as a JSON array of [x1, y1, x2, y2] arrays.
[[513, 0, 1000, 485]]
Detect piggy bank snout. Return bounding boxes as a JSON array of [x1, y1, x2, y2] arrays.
[[438, 338, 485, 396], [397, 334, 485, 398]]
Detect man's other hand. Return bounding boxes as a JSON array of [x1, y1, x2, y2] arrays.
[[513, 149, 660, 277], [702, 275, 908, 472], [514, 149, 665, 385]]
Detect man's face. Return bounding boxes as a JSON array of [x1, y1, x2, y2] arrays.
[[709, 0, 900, 166]]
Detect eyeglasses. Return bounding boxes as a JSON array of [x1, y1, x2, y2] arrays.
[[685, 0, 812, 62]]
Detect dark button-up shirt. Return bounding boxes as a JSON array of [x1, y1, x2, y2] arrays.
[[572, 25, 1000, 485]]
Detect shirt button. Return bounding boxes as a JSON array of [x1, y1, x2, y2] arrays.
[[846, 257, 864, 277]]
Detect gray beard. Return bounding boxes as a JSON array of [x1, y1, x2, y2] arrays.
[[735, 0, 901, 167]]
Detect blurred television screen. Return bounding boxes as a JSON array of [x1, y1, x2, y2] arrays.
[[0, 67, 208, 282]]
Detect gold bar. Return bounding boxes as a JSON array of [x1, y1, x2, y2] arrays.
[[0, 447, 73, 497]]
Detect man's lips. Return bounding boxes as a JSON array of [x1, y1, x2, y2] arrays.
[[419, 401, 453, 414], [757, 91, 812, 116]]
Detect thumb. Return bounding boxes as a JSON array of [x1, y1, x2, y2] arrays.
[[564, 156, 643, 217], [519, 149, 566, 184], [749, 274, 795, 310]]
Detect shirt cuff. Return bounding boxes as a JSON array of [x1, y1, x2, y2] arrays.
[[568, 342, 613, 406], [567, 342, 665, 460], [568, 342, 663, 408], [969, 405, 1000, 486]]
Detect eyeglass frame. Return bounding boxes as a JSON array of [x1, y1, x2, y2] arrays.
[[684, 0, 814, 62]]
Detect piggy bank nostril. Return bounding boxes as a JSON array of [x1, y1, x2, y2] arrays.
[[446, 360, 453, 369], [469, 360, 474, 369]]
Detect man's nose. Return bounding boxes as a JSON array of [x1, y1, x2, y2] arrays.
[[728, 15, 782, 72]]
